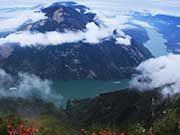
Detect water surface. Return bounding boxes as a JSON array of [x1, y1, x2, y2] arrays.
[[144, 28, 168, 57], [53, 79, 130, 99]]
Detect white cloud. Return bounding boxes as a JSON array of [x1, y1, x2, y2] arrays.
[[130, 54, 180, 96], [0, 69, 63, 106], [0, 10, 46, 32], [84, 22, 112, 43], [17, 73, 63, 105], [116, 35, 131, 46], [0, 0, 56, 8], [0, 31, 84, 46], [0, 22, 131, 46]]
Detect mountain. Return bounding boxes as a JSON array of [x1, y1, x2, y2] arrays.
[[0, 97, 66, 118], [1, 88, 180, 134], [66, 89, 180, 129], [0, 40, 152, 80], [0, 97, 79, 135], [20, 2, 96, 32], [66, 89, 160, 128], [0, 2, 152, 80]]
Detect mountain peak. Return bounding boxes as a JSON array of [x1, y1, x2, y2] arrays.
[[20, 2, 96, 33]]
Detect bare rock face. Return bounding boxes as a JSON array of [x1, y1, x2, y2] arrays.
[[52, 7, 65, 24]]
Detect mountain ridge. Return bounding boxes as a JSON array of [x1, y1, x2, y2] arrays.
[[0, 2, 153, 80]]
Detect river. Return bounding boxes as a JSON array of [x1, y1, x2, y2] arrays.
[[144, 28, 168, 57], [53, 79, 130, 99]]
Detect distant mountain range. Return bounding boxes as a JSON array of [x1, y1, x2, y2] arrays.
[[131, 12, 180, 54]]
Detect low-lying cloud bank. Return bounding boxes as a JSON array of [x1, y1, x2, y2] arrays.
[[0, 22, 131, 46], [0, 69, 63, 106], [130, 54, 180, 96]]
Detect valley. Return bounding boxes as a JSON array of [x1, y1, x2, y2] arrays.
[[0, 1, 180, 135]]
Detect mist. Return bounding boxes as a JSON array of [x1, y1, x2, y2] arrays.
[[130, 54, 180, 97], [0, 69, 64, 106]]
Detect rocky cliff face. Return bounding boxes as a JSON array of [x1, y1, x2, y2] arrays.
[[0, 39, 152, 80]]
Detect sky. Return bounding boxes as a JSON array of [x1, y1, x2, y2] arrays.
[[0, 0, 180, 16]]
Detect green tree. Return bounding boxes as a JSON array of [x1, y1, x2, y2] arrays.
[[127, 123, 146, 135], [153, 109, 180, 135]]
